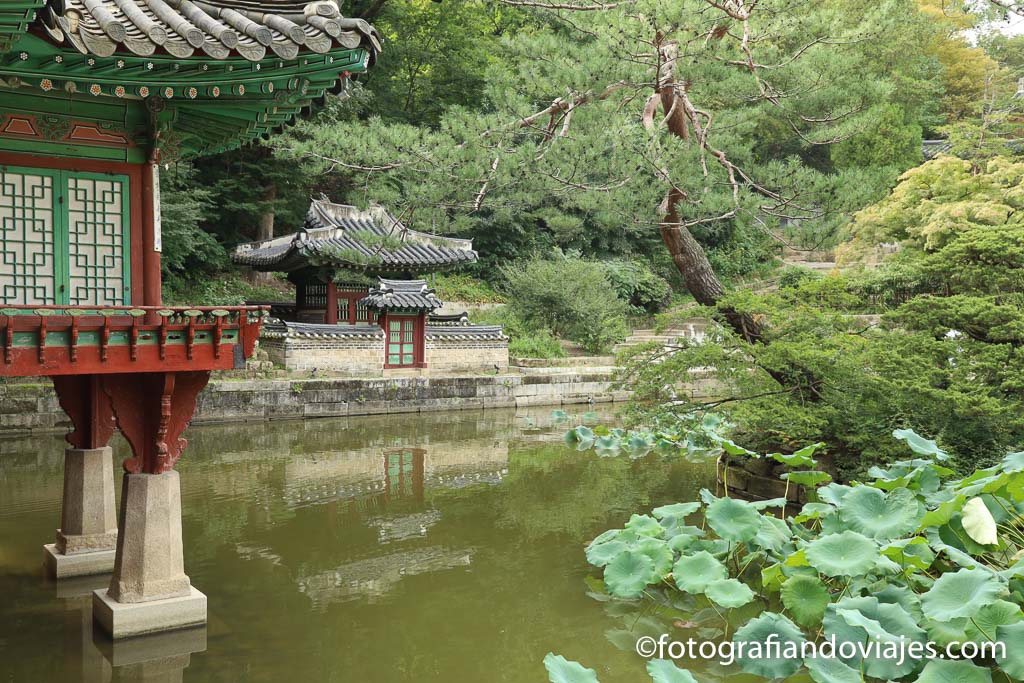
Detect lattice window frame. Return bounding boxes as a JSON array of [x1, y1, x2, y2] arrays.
[[0, 166, 61, 305], [0, 166, 131, 306]]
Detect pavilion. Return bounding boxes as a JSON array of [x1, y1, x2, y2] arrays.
[[0, 0, 379, 638], [233, 198, 509, 373]]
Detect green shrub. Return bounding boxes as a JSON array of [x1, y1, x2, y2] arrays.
[[509, 330, 567, 359], [430, 273, 506, 304], [604, 260, 672, 315], [776, 266, 823, 290], [472, 307, 567, 359], [163, 273, 289, 306], [503, 255, 629, 354]]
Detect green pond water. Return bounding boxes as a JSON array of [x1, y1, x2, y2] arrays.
[[0, 408, 714, 682]]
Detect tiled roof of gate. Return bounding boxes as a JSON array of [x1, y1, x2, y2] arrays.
[[425, 325, 507, 341], [260, 319, 507, 342], [232, 199, 477, 273], [261, 320, 384, 340], [20, 0, 380, 61], [360, 279, 442, 311]]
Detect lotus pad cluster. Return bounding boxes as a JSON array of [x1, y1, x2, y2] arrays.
[[547, 429, 1024, 683]]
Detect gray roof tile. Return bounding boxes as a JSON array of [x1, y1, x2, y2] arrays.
[[31, 0, 380, 61], [232, 198, 478, 272], [360, 278, 442, 311]]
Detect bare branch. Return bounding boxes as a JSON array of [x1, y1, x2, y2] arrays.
[[496, 0, 630, 9]]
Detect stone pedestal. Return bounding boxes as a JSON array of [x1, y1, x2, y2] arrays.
[[44, 447, 118, 578], [93, 471, 206, 639]]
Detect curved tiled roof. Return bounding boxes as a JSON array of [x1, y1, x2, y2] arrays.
[[360, 279, 442, 312], [232, 198, 478, 273], [261, 320, 384, 339], [28, 0, 380, 61], [426, 325, 507, 341]]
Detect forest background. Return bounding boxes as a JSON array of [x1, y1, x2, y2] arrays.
[[162, 0, 1024, 473]]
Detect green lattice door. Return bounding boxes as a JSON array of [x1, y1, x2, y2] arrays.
[[387, 316, 417, 367], [0, 166, 130, 306], [386, 450, 415, 497]]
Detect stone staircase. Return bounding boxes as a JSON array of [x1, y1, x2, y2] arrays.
[[612, 319, 709, 354], [781, 241, 839, 275]]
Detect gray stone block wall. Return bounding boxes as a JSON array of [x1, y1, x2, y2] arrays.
[[0, 369, 626, 437]]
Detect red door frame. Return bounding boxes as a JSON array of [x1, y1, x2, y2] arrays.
[[381, 312, 426, 369]]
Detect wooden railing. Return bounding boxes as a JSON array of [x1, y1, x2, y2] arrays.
[[0, 305, 268, 377]]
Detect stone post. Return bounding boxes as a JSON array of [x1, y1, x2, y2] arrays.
[[92, 471, 206, 639], [44, 447, 118, 578]]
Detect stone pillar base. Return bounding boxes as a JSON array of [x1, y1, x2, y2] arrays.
[[92, 587, 207, 640], [95, 471, 206, 639], [44, 544, 116, 579], [44, 446, 119, 579]]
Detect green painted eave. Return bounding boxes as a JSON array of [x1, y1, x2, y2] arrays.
[[0, 3, 44, 54], [0, 34, 371, 158]]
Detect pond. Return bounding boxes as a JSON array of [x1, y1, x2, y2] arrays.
[[0, 408, 714, 682]]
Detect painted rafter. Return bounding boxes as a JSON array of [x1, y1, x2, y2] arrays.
[[0, 34, 370, 157]]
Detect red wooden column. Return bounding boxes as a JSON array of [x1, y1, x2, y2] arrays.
[[325, 282, 339, 325], [141, 164, 162, 307]]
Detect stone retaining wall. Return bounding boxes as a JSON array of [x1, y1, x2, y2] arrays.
[[261, 336, 383, 375], [0, 370, 628, 436], [261, 331, 509, 376], [425, 337, 509, 373]]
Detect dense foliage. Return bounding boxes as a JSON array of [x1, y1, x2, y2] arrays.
[[620, 153, 1024, 479], [548, 428, 1024, 683], [503, 255, 629, 354]]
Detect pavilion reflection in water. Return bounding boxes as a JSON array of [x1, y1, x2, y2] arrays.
[[246, 443, 510, 608]]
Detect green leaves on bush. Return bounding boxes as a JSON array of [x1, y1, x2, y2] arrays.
[[503, 255, 629, 354]]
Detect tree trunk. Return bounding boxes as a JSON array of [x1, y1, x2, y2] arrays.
[[655, 36, 762, 343], [249, 181, 277, 286]]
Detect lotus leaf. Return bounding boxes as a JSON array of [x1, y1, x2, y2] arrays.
[[652, 503, 700, 520], [805, 531, 880, 577], [732, 612, 806, 678], [921, 568, 1006, 621], [803, 655, 862, 683], [839, 486, 923, 540], [704, 578, 755, 608], [961, 497, 998, 546], [705, 497, 761, 543], [646, 660, 697, 683], [604, 549, 656, 598], [586, 540, 627, 567], [544, 654, 600, 683], [673, 551, 727, 593], [893, 429, 948, 460], [915, 659, 992, 683], [781, 574, 830, 626], [823, 596, 925, 678], [996, 621, 1024, 679], [625, 514, 664, 538]]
